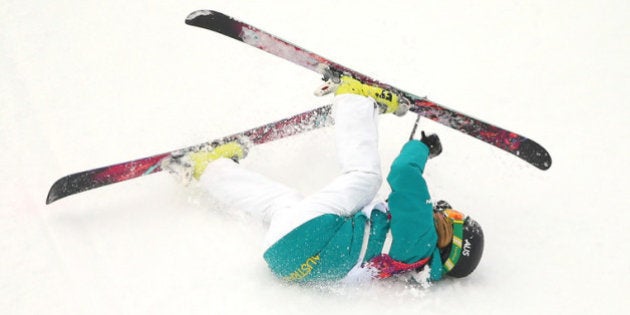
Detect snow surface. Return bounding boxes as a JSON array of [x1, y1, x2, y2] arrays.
[[2, 1, 629, 314]]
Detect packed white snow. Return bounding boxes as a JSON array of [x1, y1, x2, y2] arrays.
[[2, 1, 629, 314]]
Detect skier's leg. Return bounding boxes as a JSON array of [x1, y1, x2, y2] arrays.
[[195, 94, 381, 248], [263, 94, 382, 247], [199, 158, 304, 224], [304, 94, 383, 216]]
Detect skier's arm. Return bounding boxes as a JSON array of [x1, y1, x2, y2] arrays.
[[386, 140, 438, 263]]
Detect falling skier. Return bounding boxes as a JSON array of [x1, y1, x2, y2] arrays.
[[162, 76, 484, 284]]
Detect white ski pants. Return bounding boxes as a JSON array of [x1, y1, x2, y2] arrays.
[[200, 94, 382, 248]]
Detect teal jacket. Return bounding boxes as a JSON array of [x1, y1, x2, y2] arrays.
[[263, 140, 443, 282]]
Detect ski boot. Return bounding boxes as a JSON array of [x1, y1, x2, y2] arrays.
[[161, 139, 248, 185], [315, 74, 409, 116]]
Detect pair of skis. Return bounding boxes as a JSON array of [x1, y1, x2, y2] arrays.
[[46, 10, 551, 205]]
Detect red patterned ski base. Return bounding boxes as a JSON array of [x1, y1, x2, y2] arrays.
[[46, 105, 333, 204], [185, 10, 552, 171]]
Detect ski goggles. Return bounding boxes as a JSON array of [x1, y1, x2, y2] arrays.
[[437, 208, 466, 274]]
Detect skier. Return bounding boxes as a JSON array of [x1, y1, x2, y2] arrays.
[[162, 75, 484, 284]]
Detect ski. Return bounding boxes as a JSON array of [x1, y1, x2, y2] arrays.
[[46, 105, 333, 204], [185, 10, 552, 171]]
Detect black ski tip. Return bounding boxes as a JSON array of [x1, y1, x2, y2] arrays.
[[46, 191, 56, 205], [518, 139, 552, 171], [46, 177, 69, 204], [185, 10, 242, 41], [46, 170, 102, 205], [46, 192, 62, 205], [185, 10, 216, 24], [46, 175, 83, 205]]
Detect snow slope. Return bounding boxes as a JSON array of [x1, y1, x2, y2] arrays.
[[2, 1, 629, 314]]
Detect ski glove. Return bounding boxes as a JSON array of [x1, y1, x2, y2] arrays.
[[420, 131, 442, 159]]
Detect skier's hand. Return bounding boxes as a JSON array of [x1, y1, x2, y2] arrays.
[[420, 131, 442, 159]]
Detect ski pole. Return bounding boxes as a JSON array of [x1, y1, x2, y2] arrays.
[[409, 114, 421, 140]]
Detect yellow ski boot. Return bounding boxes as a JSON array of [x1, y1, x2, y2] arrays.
[[189, 141, 247, 179], [161, 140, 248, 184], [318, 75, 408, 116]]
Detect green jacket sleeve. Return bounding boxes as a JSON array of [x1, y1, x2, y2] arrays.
[[386, 140, 438, 264]]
